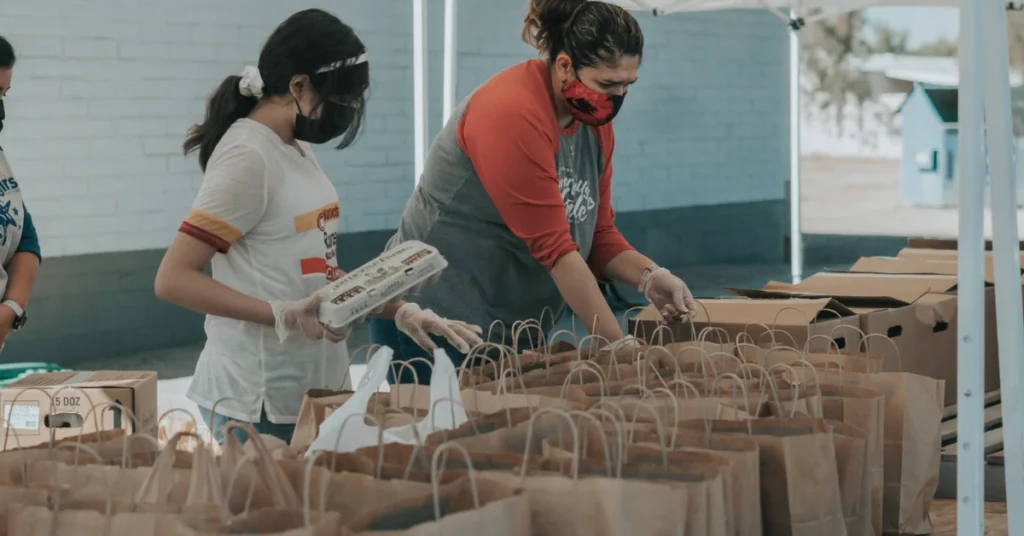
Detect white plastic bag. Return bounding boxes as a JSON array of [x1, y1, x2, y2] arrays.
[[307, 346, 467, 454]]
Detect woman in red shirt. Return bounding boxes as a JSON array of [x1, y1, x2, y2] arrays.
[[372, 0, 697, 383]]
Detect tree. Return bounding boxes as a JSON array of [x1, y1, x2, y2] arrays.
[[801, 13, 872, 136], [869, 23, 910, 55], [910, 37, 958, 57]]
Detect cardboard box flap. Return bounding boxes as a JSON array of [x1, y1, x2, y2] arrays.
[[692, 297, 854, 326], [907, 237, 1024, 251], [7, 371, 156, 389], [851, 256, 1019, 284], [729, 283, 913, 309], [771, 272, 962, 306], [916, 292, 958, 323]]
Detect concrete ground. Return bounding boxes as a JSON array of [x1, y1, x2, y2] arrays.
[[802, 156, 1024, 238]]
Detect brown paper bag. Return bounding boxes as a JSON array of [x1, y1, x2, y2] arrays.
[[754, 348, 883, 374], [678, 417, 847, 536], [828, 421, 869, 536], [817, 384, 885, 536], [821, 370, 943, 535], [0, 429, 164, 485], [9, 437, 230, 536], [345, 474, 530, 536], [539, 457, 729, 536], [387, 383, 591, 415], [9, 505, 341, 536], [632, 428, 762, 536], [479, 470, 687, 536]]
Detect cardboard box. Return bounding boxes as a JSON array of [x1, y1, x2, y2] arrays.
[[906, 237, 1024, 251], [898, 248, 1024, 281], [733, 272, 996, 405], [629, 297, 861, 353], [849, 257, 1007, 404], [0, 371, 157, 450], [850, 256, 1003, 284]]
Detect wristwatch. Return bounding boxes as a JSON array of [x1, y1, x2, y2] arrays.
[[2, 300, 26, 331]]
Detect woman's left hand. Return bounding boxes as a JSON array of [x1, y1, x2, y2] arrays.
[[395, 303, 484, 354], [644, 269, 697, 320]]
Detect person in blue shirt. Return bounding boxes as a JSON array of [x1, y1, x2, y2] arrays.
[[0, 36, 41, 349]]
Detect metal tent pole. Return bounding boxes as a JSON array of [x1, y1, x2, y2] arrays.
[[789, 13, 804, 283], [442, 0, 458, 122], [413, 0, 429, 184], [955, 0, 986, 532], [979, 0, 1024, 532]]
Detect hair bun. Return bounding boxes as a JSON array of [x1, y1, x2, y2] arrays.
[[522, 0, 587, 53]]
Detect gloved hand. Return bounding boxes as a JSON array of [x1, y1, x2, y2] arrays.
[[602, 335, 644, 353], [642, 267, 697, 320], [394, 302, 484, 354], [268, 293, 348, 344]]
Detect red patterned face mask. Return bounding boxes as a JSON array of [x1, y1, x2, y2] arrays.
[[561, 77, 625, 127]]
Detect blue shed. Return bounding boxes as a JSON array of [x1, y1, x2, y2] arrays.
[[899, 83, 960, 207], [899, 83, 1024, 207]]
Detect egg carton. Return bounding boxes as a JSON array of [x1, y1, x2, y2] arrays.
[[317, 240, 447, 334]]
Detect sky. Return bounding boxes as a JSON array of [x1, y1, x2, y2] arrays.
[[862, 6, 959, 47]]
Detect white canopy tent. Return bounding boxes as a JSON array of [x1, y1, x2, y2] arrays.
[[412, 1, 1024, 533]]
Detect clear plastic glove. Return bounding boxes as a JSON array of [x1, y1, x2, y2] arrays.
[[644, 268, 697, 320], [268, 293, 348, 344], [394, 302, 484, 354]]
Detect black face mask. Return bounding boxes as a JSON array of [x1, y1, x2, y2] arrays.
[[294, 99, 354, 145], [0, 100, 5, 134]]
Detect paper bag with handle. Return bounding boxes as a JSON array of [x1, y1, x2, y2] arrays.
[[344, 442, 531, 536], [621, 421, 763, 536], [7, 435, 230, 536], [795, 360, 884, 536], [807, 333, 942, 536], [476, 407, 694, 536], [677, 411, 848, 536], [540, 419, 733, 536]]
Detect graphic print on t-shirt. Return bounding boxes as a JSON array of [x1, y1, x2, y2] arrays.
[[558, 165, 596, 224], [0, 165, 24, 252], [294, 201, 341, 282], [0, 199, 19, 246]]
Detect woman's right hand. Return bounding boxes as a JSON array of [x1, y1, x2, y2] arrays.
[[269, 293, 347, 343]]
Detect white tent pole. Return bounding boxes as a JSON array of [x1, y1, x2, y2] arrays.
[[980, 0, 1024, 531], [954, 0, 986, 531], [442, 0, 458, 122], [789, 13, 803, 283], [413, 0, 429, 184]]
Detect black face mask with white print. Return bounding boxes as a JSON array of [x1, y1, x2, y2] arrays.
[[293, 99, 354, 145]]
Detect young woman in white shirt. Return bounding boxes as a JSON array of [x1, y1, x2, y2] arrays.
[[155, 9, 482, 444]]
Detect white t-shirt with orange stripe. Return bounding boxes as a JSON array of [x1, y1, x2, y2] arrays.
[[179, 118, 350, 424]]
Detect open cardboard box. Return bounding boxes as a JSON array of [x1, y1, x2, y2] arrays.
[[731, 272, 998, 405], [629, 297, 861, 353], [0, 371, 158, 450]]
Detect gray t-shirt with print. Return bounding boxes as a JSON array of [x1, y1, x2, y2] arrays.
[[386, 66, 606, 341]]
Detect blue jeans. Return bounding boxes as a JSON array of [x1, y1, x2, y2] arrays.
[[367, 317, 542, 385], [198, 405, 295, 445]]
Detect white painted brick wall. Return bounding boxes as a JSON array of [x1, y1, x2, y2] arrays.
[[0, 0, 787, 257]]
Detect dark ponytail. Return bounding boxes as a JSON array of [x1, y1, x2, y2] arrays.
[[184, 75, 258, 171], [183, 8, 369, 172], [522, 0, 644, 68]]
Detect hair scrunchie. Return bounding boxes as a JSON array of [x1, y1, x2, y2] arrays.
[[238, 65, 264, 98]]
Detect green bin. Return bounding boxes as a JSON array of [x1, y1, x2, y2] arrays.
[[0, 363, 64, 387]]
